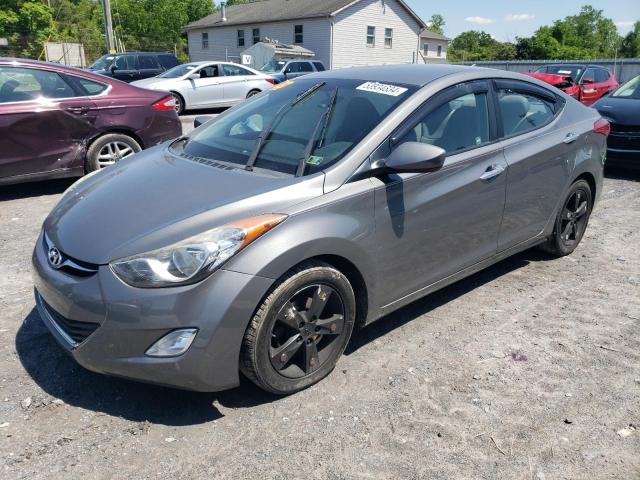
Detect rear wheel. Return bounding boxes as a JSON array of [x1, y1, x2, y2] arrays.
[[240, 261, 356, 395], [539, 179, 592, 256], [246, 89, 261, 98], [85, 133, 141, 173]]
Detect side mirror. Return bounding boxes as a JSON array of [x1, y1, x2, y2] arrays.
[[582, 77, 594, 85], [193, 116, 213, 128], [382, 142, 446, 173], [187, 73, 200, 80]]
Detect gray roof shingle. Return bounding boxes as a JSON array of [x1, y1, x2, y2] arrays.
[[185, 0, 425, 30], [420, 29, 450, 41]]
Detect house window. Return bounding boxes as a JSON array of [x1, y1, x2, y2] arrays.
[[202, 32, 209, 49], [437, 45, 442, 57], [237, 29, 245, 47], [423, 43, 429, 56], [294, 25, 303, 44], [252, 28, 260, 44], [366, 26, 375, 47], [384, 28, 393, 48]]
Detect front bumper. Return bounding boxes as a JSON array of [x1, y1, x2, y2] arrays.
[[606, 130, 640, 170], [32, 230, 273, 391]]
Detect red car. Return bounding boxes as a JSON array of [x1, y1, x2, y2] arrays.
[[523, 64, 619, 106], [0, 58, 182, 186]]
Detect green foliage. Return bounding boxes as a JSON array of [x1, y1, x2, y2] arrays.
[[427, 14, 445, 35], [0, 0, 215, 62], [448, 30, 515, 61], [620, 21, 640, 58], [451, 5, 630, 62]]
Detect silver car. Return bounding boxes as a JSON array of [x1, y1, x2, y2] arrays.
[[33, 65, 607, 395], [131, 61, 275, 114]]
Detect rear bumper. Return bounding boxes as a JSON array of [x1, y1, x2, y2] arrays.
[[32, 230, 274, 392], [137, 110, 182, 148]]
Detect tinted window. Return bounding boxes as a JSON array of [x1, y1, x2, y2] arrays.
[[294, 25, 303, 44], [139, 55, 160, 69], [399, 92, 489, 154], [595, 69, 610, 83], [582, 67, 597, 83], [222, 64, 252, 76], [497, 88, 556, 136], [197, 65, 219, 78], [157, 54, 179, 69], [179, 78, 415, 175], [115, 55, 136, 70], [73, 76, 108, 95], [546, 65, 583, 80], [0, 67, 75, 103], [298, 62, 313, 72], [312, 62, 325, 72]]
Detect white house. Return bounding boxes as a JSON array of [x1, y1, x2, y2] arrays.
[[184, 0, 427, 69], [419, 29, 450, 63]]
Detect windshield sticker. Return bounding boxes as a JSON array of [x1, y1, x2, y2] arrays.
[[272, 80, 294, 91], [356, 82, 408, 96], [306, 155, 323, 166]]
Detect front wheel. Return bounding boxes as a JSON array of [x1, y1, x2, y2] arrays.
[[240, 261, 356, 395], [539, 179, 593, 256], [172, 92, 185, 115]]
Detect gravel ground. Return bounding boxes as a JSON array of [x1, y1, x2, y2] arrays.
[[0, 169, 638, 480]]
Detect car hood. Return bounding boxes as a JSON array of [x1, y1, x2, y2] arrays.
[[523, 72, 573, 86], [592, 97, 640, 126], [44, 144, 325, 265]]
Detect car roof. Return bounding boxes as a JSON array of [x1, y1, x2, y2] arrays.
[[314, 64, 487, 87]]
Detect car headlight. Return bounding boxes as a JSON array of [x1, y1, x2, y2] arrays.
[[110, 214, 286, 288]]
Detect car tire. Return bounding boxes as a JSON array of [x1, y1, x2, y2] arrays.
[[538, 179, 593, 256], [171, 92, 185, 115], [246, 89, 261, 98], [240, 261, 356, 395], [85, 133, 141, 173]]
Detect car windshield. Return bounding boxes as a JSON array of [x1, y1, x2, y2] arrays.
[[177, 78, 416, 175], [158, 64, 198, 78], [261, 60, 287, 73], [88, 55, 115, 70], [538, 65, 583, 80], [611, 75, 640, 99]]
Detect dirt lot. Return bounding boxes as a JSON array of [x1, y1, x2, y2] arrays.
[[0, 170, 638, 480]]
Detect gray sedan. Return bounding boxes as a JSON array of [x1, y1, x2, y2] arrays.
[[33, 65, 607, 395], [131, 61, 275, 114]]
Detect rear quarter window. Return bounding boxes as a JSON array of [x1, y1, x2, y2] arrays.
[[312, 62, 325, 71]]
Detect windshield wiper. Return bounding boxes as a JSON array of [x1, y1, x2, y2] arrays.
[[296, 87, 338, 177], [245, 82, 327, 171]]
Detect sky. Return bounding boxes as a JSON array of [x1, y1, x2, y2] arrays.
[[404, 0, 640, 41]]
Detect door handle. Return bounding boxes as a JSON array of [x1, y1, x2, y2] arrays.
[[480, 163, 505, 181], [66, 106, 89, 115], [563, 132, 579, 144]]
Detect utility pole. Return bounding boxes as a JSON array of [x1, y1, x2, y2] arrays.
[[101, 0, 116, 54]]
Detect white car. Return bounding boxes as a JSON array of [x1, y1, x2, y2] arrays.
[[131, 61, 276, 114]]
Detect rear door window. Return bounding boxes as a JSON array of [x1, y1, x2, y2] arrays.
[[157, 54, 179, 69], [298, 62, 313, 72], [495, 81, 558, 137], [222, 64, 253, 76], [595, 69, 610, 83], [64, 75, 109, 96], [139, 55, 161, 70], [0, 66, 76, 103]]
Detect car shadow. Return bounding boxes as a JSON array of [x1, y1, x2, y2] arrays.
[[0, 178, 76, 201], [15, 308, 280, 426], [345, 249, 551, 354], [604, 166, 640, 182], [15, 248, 552, 424]]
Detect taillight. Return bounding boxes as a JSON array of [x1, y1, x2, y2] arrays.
[[265, 78, 276, 85], [593, 118, 611, 137], [152, 95, 176, 111]]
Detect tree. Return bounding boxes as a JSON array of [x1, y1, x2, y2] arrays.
[[427, 14, 445, 35], [0, 1, 55, 58], [620, 21, 640, 58]]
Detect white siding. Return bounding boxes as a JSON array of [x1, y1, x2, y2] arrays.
[[420, 39, 448, 60], [188, 18, 331, 68], [331, 0, 421, 69]]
